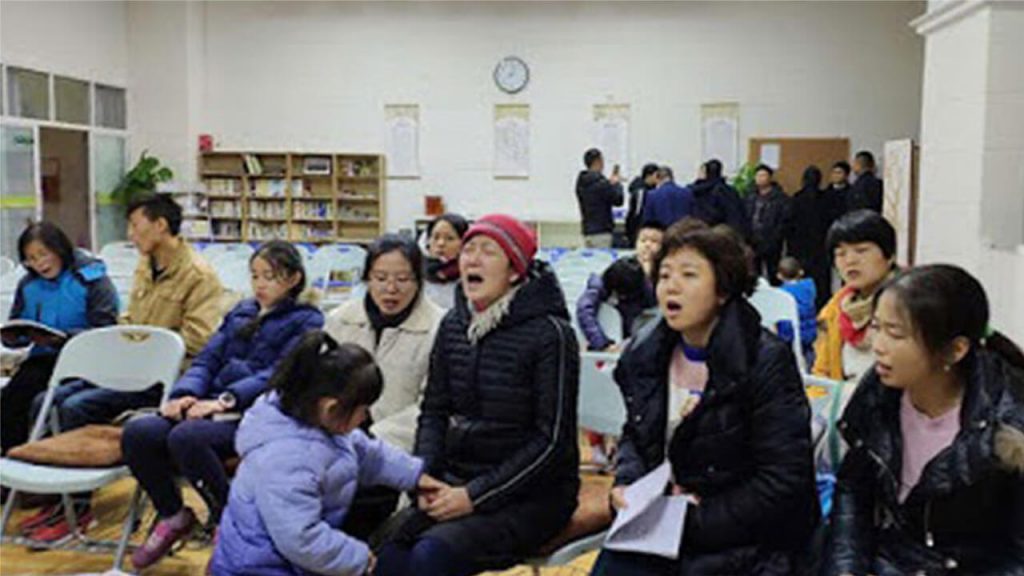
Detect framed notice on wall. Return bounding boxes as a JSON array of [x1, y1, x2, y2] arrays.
[[883, 138, 918, 266]]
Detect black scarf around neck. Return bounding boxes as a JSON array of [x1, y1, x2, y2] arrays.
[[364, 293, 417, 346]]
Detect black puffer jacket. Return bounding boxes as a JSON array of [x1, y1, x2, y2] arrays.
[[690, 177, 752, 241], [824, 351, 1024, 576], [416, 260, 580, 516], [615, 298, 820, 575], [846, 171, 883, 214], [576, 170, 624, 235], [745, 183, 792, 260]]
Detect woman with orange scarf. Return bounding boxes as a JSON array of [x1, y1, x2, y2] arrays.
[[814, 210, 898, 382]]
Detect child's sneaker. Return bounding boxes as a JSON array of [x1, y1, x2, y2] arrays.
[[26, 506, 96, 546], [131, 507, 197, 570], [18, 503, 63, 534]]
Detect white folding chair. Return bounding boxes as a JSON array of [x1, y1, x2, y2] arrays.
[[310, 244, 367, 310], [555, 249, 615, 277], [0, 325, 185, 569], [596, 303, 623, 343], [526, 351, 625, 572], [99, 241, 139, 263], [0, 266, 27, 323], [214, 256, 254, 297], [0, 256, 15, 277], [202, 242, 254, 264], [748, 284, 808, 373]]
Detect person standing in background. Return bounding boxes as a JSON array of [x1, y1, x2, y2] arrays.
[[787, 165, 839, 309], [745, 164, 791, 285], [641, 166, 694, 230], [575, 148, 623, 248], [848, 150, 883, 214], [625, 163, 660, 245]]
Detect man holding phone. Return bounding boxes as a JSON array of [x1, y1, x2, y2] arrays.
[[575, 148, 624, 248]]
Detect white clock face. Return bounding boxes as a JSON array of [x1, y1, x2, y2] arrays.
[[494, 56, 529, 94]]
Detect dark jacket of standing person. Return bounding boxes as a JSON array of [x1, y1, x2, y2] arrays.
[[625, 163, 659, 244], [787, 166, 841, 308], [576, 172, 624, 236], [690, 160, 752, 240], [746, 181, 791, 273]]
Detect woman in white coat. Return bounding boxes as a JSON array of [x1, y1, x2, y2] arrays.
[[325, 234, 443, 538]]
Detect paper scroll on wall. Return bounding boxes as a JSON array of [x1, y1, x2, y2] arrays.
[[494, 104, 530, 178], [701, 103, 740, 174], [385, 104, 420, 179], [593, 104, 630, 176]]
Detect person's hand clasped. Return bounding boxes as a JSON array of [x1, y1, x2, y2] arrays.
[[184, 399, 226, 420], [161, 396, 197, 421], [425, 486, 473, 522]]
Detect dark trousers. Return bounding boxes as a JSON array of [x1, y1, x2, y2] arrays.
[[377, 537, 475, 576], [1, 355, 58, 454], [342, 485, 400, 543], [30, 380, 162, 433], [121, 415, 238, 520]]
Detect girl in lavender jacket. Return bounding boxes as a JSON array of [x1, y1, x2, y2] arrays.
[[210, 331, 437, 576]]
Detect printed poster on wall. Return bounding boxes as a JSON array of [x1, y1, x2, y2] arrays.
[[593, 104, 630, 177], [494, 104, 530, 178], [384, 104, 420, 179]]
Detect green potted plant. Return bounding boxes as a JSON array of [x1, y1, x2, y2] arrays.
[[730, 163, 757, 198], [111, 151, 174, 207]]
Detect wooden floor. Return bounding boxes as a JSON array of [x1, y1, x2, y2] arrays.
[[0, 477, 600, 575]]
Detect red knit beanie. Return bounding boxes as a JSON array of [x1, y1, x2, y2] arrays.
[[463, 214, 537, 277]]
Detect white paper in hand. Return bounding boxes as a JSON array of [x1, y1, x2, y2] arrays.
[[604, 461, 688, 559]]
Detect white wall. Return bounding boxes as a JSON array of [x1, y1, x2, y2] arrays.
[[0, 0, 127, 86], [186, 1, 924, 230], [126, 1, 205, 179], [914, 1, 1024, 343]]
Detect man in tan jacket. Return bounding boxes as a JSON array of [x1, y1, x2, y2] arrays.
[[123, 193, 223, 357]]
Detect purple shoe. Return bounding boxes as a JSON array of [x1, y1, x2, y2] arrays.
[[132, 507, 197, 570]]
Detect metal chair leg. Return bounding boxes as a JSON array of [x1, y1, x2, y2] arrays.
[[113, 485, 144, 570], [1, 488, 20, 539]]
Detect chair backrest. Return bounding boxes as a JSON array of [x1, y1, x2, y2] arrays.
[[748, 284, 807, 373], [99, 241, 139, 263], [597, 302, 623, 341], [555, 249, 615, 274], [31, 326, 185, 440], [578, 351, 626, 436], [202, 242, 255, 263], [310, 244, 366, 296], [215, 257, 254, 296]]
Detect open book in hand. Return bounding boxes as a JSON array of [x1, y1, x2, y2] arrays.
[[604, 460, 689, 560], [1, 320, 69, 349]]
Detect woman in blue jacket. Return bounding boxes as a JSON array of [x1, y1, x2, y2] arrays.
[[121, 240, 323, 571], [1, 222, 118, 455]]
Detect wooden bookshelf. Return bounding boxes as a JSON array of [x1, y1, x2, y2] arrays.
[[198, 151, 386, 244]]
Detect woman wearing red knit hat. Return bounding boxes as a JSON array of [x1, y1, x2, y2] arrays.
[[377, 214, 580, 576]]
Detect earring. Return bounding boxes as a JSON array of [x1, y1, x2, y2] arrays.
[[943, 364, 951, 373]]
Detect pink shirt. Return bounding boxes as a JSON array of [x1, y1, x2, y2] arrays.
[[898, 391, 961, 502]]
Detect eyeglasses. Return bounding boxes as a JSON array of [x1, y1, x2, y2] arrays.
[[368, 273, 416, 289]]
